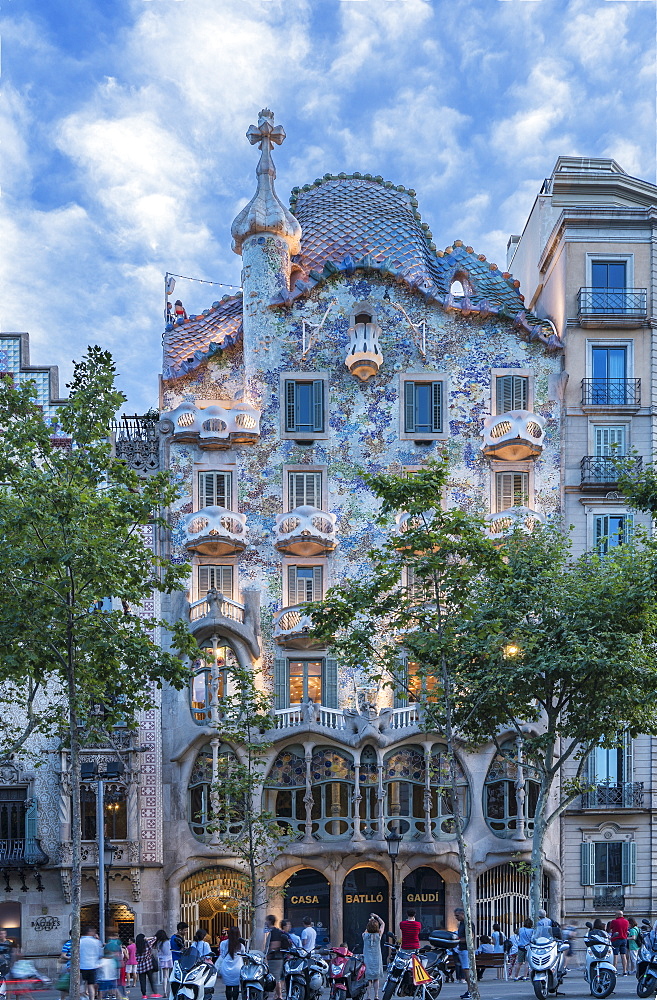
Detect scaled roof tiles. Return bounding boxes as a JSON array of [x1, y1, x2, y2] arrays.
[[162, 294, 243, 380], [161, 175, 561, 380]]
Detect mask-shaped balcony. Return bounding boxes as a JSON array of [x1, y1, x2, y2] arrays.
[[482, 410, 545, 461], [486, 506, 545, 538], [162, 402, 260, 449], [273, 604, 321, 649], [274, 506, 337, 556], [183, 506, 248, 556]]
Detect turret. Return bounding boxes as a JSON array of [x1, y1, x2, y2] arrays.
[[231, 109, 301, 399]]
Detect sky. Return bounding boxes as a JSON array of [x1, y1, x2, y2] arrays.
[[1, 0, 655, 414]]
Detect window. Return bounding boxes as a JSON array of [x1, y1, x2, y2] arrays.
[[404, 381, 442, 435], [584, 732, 636, 806], [594, 513, 632, 554], [287, 565, 323, 604], [394, 657, 438, 706], [0, 788, 26, 843], [496, 375, 529, 413], [405, 566, 434, 604], [198, 565, 234, 600], [285, 379, 324, 434], [495, 471, 529, 511], [484, 741, 540, 838], [273, 657, 338, 709], [264, 746, 307, 840], [189, 643, 238, 723], [288, 470, 322, 509], [79, 786, 127, 840], [199, 471, 232, 509], [592, 262, 627, 313], [581, 841, 636, 886], [593, 426, 626, 457], [355, 311, 372, 324], [591, 346, 628, 404], [187, 744, 244, 842]]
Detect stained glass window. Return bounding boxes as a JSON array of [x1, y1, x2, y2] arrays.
[[311, 748, 355, 782], [266, 747, 307, 787], [188, 744, 243, 842]]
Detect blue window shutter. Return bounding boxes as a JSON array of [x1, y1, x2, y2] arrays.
[[394, 657, 409, 708], [580, 842, 594, 885], [431, 382, 442, 432], [285, 380, 297, 432], [323, 658, 338, 709], [274, 658, 289, 710], [622, 841, 636, 885], [624, 514, 634, 544], [404, 381, 416, 433], [312, 380, 324, 433]]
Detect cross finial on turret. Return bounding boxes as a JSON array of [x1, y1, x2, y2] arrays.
[[230, 108, 301, 256], [246, 110, 287, 156]]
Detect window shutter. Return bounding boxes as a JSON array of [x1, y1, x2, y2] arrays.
[[580, 842, 594, 885], [594, 515, 605, 549], [288, 565, 298, 606], [312, 566, 323, 601], [285, 380, 297, 432], [199, 472, 231, 508], [312, 380, 324, 433], [274, 658, 289, 711], [496, 472, 529, 509], [199, 566, 210, 597], [624, 514, 634, 543], [431, 382, 442, 433], [323, 658, 338, 709], [587, 749, 597, 785], [623, 731, 634, 784], [404, 382, 416, 433], [394, 657, 409, 708], [622, 841, 636, 885], [497, 375, 528, 413]]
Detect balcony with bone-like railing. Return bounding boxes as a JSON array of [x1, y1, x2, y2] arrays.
[[481, 410, 545, 461], [187, 588, 261, 659], [161, 401, 260, 448], [183, 506, 248, 556], [486, 506, 545, 538], [272, 702, 422, 732], [190, 590, 246, 627], [274, 506, 338, 556]]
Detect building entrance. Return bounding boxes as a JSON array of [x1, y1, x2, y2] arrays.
[[401, 868, 445, 936], [179, 867, 250, 942], [284, 870, 330, 949], [342, 868, 388, 952]]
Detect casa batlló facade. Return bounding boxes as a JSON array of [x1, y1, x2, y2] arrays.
[[2, 115, 656, 963]]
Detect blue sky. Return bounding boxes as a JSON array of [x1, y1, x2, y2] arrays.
[[1, 0, 655, 412]]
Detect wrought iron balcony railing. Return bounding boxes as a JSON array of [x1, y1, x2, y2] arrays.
[[580, 456, 641, 486], [581, 379, 641, 406], [593, 888, 625, 910], [0, 837, 49, 867], [580, 781, 645, 809], [578, 287, 647, 318]]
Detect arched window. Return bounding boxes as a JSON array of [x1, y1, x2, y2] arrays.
[[187, 743, 243, 842], [384, 745, 426, 839], [310, 747, 355, 841], [450, 280, 465, 297], [484, 740, 539, 838], [189, 643, 239, 724], [355, 312, 373, 325], [430, 745, 470, 839], [263, 745, 307, 841]]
